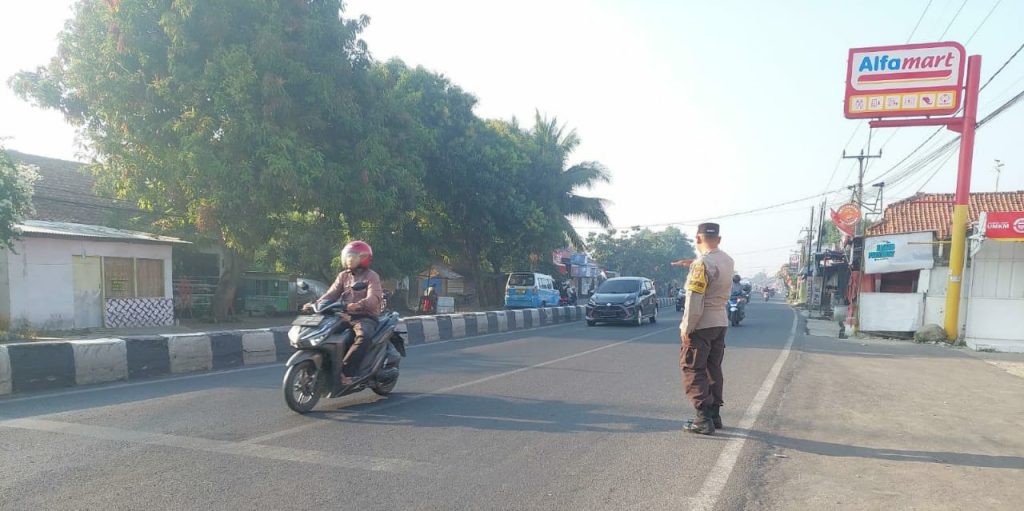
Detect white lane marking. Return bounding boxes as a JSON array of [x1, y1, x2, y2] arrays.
[[0, 417, 426, 474], [243, 326, 675, 445], [0, 321, 583, 404], [690, 311, 798, 511]]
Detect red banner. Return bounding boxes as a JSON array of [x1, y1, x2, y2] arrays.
[[984, 211, 1024, 240]]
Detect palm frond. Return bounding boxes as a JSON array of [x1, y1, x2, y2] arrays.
[[560, 162, 610, 189], [564, 195, 611, 228]]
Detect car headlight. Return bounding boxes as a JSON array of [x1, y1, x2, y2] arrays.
[[624, 298, 635, 306], [587, 298, 596, 306]]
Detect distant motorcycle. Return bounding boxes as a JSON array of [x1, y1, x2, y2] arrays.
[[283, 282, 406, 413], [728, 293, 746, 326], [763, 290, 770, 302], [675, 290, 685, 312]]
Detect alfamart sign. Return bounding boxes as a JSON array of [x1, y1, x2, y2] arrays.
[[864, 231, 936, 274], [845, 42, 965, 119]]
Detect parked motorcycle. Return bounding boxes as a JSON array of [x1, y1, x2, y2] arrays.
[[728, 293, 746, 326], [283, 282, 406, 414]]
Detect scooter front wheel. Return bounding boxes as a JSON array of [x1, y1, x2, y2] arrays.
[[284, 360, 321, 413]]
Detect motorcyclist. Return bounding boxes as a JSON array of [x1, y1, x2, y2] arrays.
[[303, 240, 382, 385], [730, 275, 744, 297]]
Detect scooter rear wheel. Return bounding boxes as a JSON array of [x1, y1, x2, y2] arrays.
[[372, 376, 398, 396], [284, 360, 321, 413]]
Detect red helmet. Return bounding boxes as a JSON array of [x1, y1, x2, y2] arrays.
[[341, 240, 373, 269]]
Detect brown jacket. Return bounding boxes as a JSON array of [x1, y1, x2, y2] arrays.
[[319, 268, 383, 316]]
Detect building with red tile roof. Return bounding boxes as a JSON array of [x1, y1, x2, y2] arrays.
[[866, 191, 1024, 239]]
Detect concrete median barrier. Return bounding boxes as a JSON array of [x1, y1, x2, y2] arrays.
[[0, 345, 11, 395], [0, 304, 591, 396], [241, 331, 277, 365], [70, 338, 128, 386]]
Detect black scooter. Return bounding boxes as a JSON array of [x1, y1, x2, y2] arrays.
[[283, 282, 406, 413]]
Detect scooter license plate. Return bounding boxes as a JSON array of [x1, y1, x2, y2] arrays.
[[292, 315, 324, 327]]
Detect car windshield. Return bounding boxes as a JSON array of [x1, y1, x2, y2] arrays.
[[597, 280, 640, 294], [508, 274, 535, 286]]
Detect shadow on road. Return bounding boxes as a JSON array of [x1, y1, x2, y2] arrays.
[[715, 429, 1024, 470], [306, 393, 682, 434]]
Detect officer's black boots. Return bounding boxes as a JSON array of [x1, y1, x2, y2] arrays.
[[683, 405, 716, 435], [710, 405, 723, 429]]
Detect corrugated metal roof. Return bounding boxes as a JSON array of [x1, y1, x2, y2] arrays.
[[16, 220, 189, 245]]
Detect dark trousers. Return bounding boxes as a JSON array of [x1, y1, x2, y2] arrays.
[[342, 316, 378, 377], [681, 326, 726, 410]]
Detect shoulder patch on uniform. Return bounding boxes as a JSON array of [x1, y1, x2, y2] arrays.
[[686, 261, 708, 294]]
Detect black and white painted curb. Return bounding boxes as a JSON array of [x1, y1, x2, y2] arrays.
[[0, 300, 677, 396]]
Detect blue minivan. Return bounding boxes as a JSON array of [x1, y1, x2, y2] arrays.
[[504, 272, 560, 309]]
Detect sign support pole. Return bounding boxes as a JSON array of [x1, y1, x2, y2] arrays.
[[943, 54, 981, 341], [866, 54, 981, 341]]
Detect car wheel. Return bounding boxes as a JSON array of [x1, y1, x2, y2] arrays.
[[635, 310, 643, 327], [586, 320, 596, 326]]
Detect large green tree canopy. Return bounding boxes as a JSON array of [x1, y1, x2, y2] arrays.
[[10, 0, 613, 313]]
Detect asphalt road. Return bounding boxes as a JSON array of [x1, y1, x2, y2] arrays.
[[0, 299, 798, 511]]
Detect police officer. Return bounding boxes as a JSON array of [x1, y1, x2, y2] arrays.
[[678, 222, 735, 435]]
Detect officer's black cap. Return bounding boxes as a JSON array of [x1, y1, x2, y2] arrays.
[[697, 222, 720, 236]]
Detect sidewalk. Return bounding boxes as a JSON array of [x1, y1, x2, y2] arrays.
[[752, 312, 1024, 510]]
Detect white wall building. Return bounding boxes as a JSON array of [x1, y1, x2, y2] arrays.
[[0, 221, 187, 330]]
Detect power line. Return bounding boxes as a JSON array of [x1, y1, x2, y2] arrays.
[[822, 123, 862, 194], [965, 0, 1003, 44], [913, 148, 960, 193], [979, 40, 1024, 92], [906, 0, 935, 42], [938, 0, 970, 39]]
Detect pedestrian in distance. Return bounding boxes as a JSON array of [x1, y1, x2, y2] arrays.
[[672, 222, 735, 435]]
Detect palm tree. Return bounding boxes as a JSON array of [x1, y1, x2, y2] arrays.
[[528, 111, 611, 249]]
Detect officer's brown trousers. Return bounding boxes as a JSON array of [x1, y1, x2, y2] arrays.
[[681, 326, 726, 410]]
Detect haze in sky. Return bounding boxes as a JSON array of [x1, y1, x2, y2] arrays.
[[3, 0, 1023, 277]]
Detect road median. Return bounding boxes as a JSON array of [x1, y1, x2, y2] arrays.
[[0, 305, 591, 396]]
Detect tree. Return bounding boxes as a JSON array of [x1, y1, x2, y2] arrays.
[[522, 112, 611, 249], [0, 147, 38, 251], [10, 0, 381, 317], [586, 227, 696, 290]]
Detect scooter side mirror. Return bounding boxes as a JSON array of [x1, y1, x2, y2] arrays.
[[298, 281, 309, 292]]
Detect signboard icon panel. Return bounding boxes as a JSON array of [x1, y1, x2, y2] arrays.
[[845, 42, 965, 119]]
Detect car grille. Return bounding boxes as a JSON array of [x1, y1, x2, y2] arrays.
[[591, 305, 627, 319]]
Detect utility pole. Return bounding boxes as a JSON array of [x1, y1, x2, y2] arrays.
[[842, 145, 882, 237]]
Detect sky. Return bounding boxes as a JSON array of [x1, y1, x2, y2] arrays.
[[2, 0, 1023, 277]]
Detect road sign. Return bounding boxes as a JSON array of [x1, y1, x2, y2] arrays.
[[982, 211, 1024, 241], [831, 203, 861, 236], [845, 42, 965, 119]]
